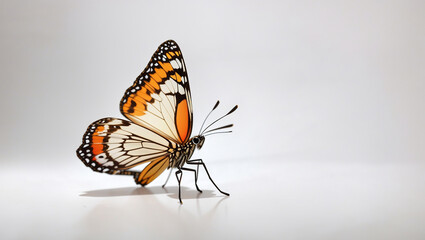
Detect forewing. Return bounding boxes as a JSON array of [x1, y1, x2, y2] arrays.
[[76, 118, 173, 173], [120, 40, 193, 144]]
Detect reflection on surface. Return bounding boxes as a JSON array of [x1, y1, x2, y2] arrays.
[[80, 186, 176, 197], [77, 186, 229, 239], [2, 158, 424, 239], [80, 186, 226, 200]]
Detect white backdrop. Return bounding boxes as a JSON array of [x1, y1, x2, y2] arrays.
[[1, 1, 424, 239]]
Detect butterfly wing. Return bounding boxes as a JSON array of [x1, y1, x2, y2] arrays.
[[76, 118, 173, 176], [120, 40, 193, 145], [134, 155, 170, 186]]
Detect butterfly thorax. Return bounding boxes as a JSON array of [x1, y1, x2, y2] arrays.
[[169, 135, 205, 168]]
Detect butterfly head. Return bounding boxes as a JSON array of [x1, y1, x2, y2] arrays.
[[191, 135, 205, 149]]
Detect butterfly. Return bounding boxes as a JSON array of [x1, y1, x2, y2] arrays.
[[76, 40, 237, 203]]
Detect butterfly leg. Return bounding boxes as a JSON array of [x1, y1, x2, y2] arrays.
[[175, 168, 183, 204], [181, 167, 202, 193], [162, 169, 173, 188], [186, 159, 230, 197]]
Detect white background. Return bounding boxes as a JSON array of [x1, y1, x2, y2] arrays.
[[1, 0, 424, 239]]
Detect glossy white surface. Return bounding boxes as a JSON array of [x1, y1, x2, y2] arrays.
[[1, 158, 424, 239]]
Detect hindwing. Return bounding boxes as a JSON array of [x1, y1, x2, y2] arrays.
[[76, 118, 173, 174]]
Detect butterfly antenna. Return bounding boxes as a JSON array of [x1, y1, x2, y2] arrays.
[[202, 124, 234, 134], [203, 131, 233, 137], [199, 100, 220, 135], [201, 105, 238, 135]]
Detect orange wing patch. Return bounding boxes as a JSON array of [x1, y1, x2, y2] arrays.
[[158, 61, 173, 72], [166, 51, 179, 59], [91, 125, 105, 157], [176, 99, 190, 142], [171, 72, 182, 82], [122, 93, 147, 116], [122, 63, 177, 117]]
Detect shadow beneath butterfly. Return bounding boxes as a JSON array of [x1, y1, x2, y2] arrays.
[[78, 186, 229, 236], [80, 186, 224, 200]]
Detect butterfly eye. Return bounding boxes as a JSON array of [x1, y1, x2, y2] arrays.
[[192, 137, 200, 144]]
